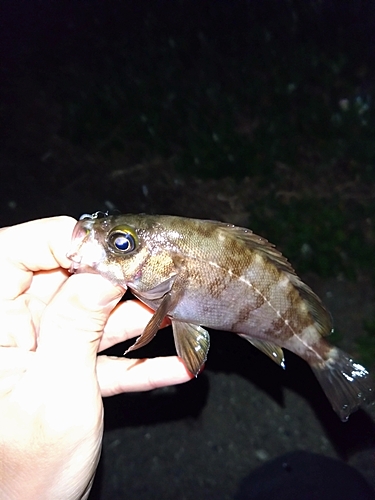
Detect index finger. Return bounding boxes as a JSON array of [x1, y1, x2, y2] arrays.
[[0, 216, 77, 299]]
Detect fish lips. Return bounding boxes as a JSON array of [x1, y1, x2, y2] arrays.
[[68, 260, 99, 275], [67, 219, 107, 274]]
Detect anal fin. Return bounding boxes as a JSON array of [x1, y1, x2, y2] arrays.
[[239, 335, 285, 369]]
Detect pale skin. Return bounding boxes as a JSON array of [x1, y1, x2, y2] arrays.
[[0, 216, 192, 500]]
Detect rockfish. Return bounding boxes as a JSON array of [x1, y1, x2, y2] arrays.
[[67, 213, 373, 421]]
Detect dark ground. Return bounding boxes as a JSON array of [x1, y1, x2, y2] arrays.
[[1, 1, 375, 498]]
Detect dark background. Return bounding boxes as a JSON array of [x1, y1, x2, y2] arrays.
[[1, 1, 375, 498]]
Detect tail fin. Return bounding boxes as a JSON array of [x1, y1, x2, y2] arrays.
[[310, 347, 374, 422]]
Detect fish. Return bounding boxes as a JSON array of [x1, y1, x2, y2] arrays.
[[67, 212, 374, 421]]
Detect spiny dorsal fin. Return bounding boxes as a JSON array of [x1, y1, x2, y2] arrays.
[[218, 224, 333, 337], [217, 224, 296, 275]]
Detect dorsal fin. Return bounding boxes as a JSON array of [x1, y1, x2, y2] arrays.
[[217, 224, 296, 275], [290, 276, 333, 337], [217, 224, 333, 337]]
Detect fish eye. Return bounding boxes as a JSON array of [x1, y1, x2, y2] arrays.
[[107, 225, 138, 254]]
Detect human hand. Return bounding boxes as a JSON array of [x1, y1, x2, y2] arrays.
[[0, 216, 192, 500]]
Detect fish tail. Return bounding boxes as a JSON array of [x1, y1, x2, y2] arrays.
[[310, 347, 374, 422]]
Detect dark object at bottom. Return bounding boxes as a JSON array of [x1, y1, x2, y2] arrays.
[[234, 451, 375, 500]]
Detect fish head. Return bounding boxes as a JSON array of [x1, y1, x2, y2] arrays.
[[67, 213, 178, 292]]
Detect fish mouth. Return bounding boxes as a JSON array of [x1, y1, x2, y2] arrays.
[[70, 262, 100, 275], [67, 250, 101, 275], [67, 254, 90, 274], [69, 259, 81, 273], [68, 258, 92, 274], [67, 218, 107, 274]]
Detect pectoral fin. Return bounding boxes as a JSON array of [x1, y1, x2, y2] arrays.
[[239, 335, 285, 369], [132, 275, 177, 301], [172, 321, 210, 376], [125, 287, 181, 354]]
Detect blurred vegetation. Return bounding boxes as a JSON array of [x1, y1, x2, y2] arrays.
[[249, 197, 375, 279], [54, 0, 375, 282], [356, 319, 375, 370]]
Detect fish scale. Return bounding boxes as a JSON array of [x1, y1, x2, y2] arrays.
[[68, 213, 374, 421]]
